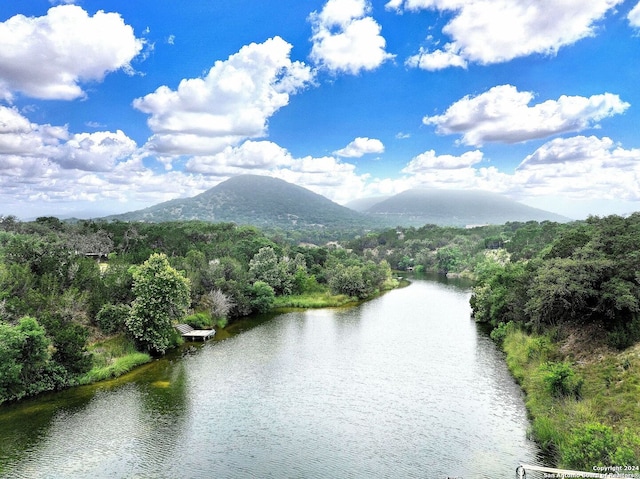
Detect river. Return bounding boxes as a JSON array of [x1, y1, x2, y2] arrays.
[[0, 277, 543, 478]]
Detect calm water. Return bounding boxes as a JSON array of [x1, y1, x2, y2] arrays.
[[0, 278, 542, 478]]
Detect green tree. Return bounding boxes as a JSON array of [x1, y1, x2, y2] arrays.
[[249, 281, 275, 313], [126, 253, 191, 354], [0, 317, 52, 403]]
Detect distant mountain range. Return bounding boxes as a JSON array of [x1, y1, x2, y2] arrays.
[[347, 188, 570, 226], [103, 174, 570, 228]]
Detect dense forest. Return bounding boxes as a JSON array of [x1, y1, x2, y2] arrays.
[[0, 216, 395, 404]]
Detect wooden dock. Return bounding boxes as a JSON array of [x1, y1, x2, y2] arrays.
[[175, 324, 215, 341]]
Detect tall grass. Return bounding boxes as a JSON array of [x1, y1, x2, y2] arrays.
[[273, 291, 355, 309], [78, 334, 151, 385]]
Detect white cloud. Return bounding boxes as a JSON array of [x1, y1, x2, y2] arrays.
[[513, 136, 640, 202], [424, 85, 629, 146], [309, 0, 394, 74], [0, 123, 217, 217], [185, 141, 294, 176], [405, 44, 468, 70], [334, 137, 385, 157], [402, 149, 483, 171], [390, 0, 623, 68], [58, 130, 138, 172], [0, 106, 138, 173], [0, 5, 144, 101], [133, 37, 313, 156], [629, 2, 640, 27]]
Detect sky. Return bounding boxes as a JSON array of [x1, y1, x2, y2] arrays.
[[1, 0, 640, 220]]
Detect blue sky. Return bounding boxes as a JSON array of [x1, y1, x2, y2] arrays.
[[1, 0, 640, 220]]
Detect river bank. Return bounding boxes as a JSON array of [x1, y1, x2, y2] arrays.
[[500, 325, 640, 470]]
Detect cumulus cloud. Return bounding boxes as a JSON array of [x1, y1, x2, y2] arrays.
[[0, 106, 225, 216], [392, 148, 504, 192], [402, 149, 483, 171], [133, 37, 313, 156], [185, 141, 294, 176], [334, 137, 384, 157], [309, 0, 394, 74], [423, 85, 629, 146], [58, 131, 138, 172], [514, 136, 640, 201], [629, 2, 640, 27], [0, 106, 138, 172], [0, 5, 144, 101], [395, 137, 640, 204], [390, 0, 622, 69]]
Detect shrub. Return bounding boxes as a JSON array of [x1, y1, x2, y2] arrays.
[[489, 321, 514, 345], [96, 304, 130, 335], [561, 420, 640, 469], [607, 314, 640, 350], [542, 362, 583, 399], [249, 281, 275, 313], [184, 312, 213, 329]]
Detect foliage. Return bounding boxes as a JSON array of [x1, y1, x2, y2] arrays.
[[541, 362, 583, 399], [471, 214, 640, 349], [562, 422, 637, 468], [273, 291, 353, 309], [0, 317, 57, 404], [184, 312, 213, 330], [40, 313, 91, 376], [126, 253, 191, 354], [248, 281, 275, 313], [96, 303, 130, 335]]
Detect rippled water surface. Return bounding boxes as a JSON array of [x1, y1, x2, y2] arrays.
[[0, 278, 542, 478]]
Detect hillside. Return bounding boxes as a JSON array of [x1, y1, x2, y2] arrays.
[[103, 174, 377, 230], [357, 188, 570, 226]]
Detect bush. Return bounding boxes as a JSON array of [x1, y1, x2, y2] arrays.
[[489, 321, 514, 345], [96, 304, 130, 334], [249, 281, 275, 313], [184, 312, 213, 329], [561, 422, 638, 469], [542, 362, 583, 399], [607, 314, 640, 350]]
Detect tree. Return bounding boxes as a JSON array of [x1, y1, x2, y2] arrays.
[[0, 317, 52, 403], [249, 247, 280, 288], [249, 281, 275, 313], [201, 288, 235, 325], [126, 253, 191, 354], [328, 264, 367, 298]]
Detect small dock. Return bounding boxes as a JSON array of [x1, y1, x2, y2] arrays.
[[175, 324, 215, 341]]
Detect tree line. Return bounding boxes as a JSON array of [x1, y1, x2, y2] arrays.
[[470, 213, 640, 349], [0, 216, 394, 404]]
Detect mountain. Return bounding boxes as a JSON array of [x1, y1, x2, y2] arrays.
[[103, 175, 376, 230], [353, 188, 571, 227]]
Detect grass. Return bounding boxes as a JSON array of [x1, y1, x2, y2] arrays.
[[78, 334, 151, 385], [502, 327, 640, 470], [273, 291, 355, 309]]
